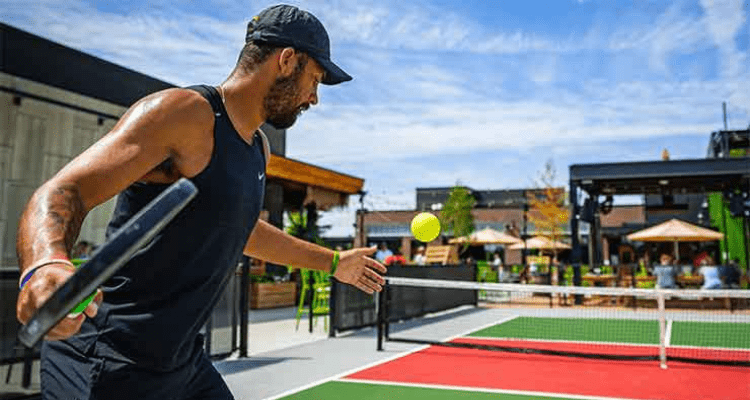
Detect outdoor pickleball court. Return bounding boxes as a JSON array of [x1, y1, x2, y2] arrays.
[[268, 282, 750, 400]]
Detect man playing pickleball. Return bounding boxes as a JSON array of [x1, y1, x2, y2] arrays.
[[15, 5, 387, 399]]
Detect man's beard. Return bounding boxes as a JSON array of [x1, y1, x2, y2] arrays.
[[264, 70, 309, 130]]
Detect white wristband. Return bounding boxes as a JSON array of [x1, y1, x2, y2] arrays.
[[19, 259, 75, 289]]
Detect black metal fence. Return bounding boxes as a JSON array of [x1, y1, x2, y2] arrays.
[[329, 264, 477, 336], [203, 266, 242, 359], [1, 269, 40, 390]]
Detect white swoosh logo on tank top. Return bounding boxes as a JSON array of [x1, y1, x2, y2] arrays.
[[258, 172, 265, 180]]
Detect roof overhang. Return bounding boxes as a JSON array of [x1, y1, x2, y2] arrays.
[[267, 155, 364, 210], [570, 158, 750, 196]]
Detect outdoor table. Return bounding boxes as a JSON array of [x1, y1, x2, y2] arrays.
[[582, 274, 617, 305], [582, 273, 617, 287], [614, 275, 657, 306], [676, 275, 703, 289], [617, 275, 657, 287]]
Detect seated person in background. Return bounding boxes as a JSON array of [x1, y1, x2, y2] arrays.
[[653, 252, 678, 289], [412, 246, 426, 265], [718, 259, 742, 288], [528, 261, 538, 276], [492, 252, 505, 281], [555, 259, 567, 286], [698, 257, 722, 289], [375, 242, 393, 262]]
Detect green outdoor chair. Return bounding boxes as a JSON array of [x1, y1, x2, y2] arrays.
[[294, 269, 331, 331], [477, 261, 497, 283], [311, 271, 331, 330], [581, 265, 592, 287], [563, 266, 574, 286]]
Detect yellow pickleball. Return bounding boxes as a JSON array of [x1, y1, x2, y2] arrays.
[[411, 212, 441, 242]]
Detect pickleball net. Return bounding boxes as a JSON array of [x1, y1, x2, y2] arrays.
[[377, 277, 750, 369]]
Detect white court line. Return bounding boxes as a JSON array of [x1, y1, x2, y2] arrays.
[[667, 344, 750, 352], [263, 312, 520, 399], [262, 339, 430, 400], [337, 378, 648, 400], [466, 335, 750, 360], [466, 336, 658, 348], [665, 320, 673, 347]]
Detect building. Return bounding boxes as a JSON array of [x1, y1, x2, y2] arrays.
[[569, 134, 749, 272], [360, 185, 643, 265]]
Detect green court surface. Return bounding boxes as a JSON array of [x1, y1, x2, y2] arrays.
[[467, 317, 660, 345], [280, 381, 575, 400], [671, 321, 750, 349]]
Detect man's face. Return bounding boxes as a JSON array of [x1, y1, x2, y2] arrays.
[[264, 53, 324, 129]]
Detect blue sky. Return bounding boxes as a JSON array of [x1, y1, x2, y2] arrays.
[[2, 0, 749, 237]]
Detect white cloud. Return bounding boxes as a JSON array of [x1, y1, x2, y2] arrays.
[[288, 80, 734, 167], [609, 3, 709, 73], [700, 0, 748, 78], [2, 1, 245, 85], [701, 0, 746, 44]]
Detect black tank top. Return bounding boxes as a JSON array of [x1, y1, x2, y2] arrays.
[[64, 85, 267, 371]]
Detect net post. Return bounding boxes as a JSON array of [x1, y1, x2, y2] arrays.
[[328, 277, 336, 338], [657, 290, 667, 369], [238, 256, 249, 358], [384, 280, 391, 340], [473, 263, 479, 306], [308, 271, 314, 333], [573, 263, 583, 305], [377, 280, 388, 351]]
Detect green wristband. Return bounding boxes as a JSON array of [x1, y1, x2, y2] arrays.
[[331, 251, 340, 274]]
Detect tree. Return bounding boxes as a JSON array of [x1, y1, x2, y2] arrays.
[[286, 207, 327, 245], [440, 185, 476, 241], [527, 159, 570, 262], [282, 207, 328, 278]]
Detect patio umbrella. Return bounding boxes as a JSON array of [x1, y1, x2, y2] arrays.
[[507, 236, 571, 251], [625, 218, 724, 261], [448, 227, 522, 245]]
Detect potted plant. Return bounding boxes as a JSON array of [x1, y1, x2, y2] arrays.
[[249, 273, 297, 309]]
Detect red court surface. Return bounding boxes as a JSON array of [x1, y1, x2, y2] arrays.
[[347, 341, 750, 400]]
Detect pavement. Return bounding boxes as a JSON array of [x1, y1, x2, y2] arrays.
[[216, 305, 501, 400], [234, 306, 332, 356]]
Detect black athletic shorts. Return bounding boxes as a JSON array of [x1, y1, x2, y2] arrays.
[[40, 335, 233, 400]]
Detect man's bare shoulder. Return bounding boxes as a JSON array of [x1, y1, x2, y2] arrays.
[[132, 87, 215, 134]]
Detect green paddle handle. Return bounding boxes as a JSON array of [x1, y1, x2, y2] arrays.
[[68, 259, 96, 317]]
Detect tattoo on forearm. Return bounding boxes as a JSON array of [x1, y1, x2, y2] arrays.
[[17, 183, 86, 268]]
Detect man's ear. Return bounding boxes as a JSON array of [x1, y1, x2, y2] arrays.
[[277, 47, 297, 77]]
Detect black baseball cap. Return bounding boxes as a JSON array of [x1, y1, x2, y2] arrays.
[[245, 4, 352, 85]]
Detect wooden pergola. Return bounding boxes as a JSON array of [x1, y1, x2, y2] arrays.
[[267, 154, 363, 211]]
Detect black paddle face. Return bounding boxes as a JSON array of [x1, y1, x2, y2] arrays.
[[18, 178, 198, 348]]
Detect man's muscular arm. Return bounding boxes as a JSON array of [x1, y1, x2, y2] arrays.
[[17, 183, 87, 269], [244, 220, 386, 294], [15, 88, 212, 340], [14, 183, 93, 341]]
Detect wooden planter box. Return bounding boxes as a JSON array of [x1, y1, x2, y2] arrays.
[[250, 282, 297, 309]]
